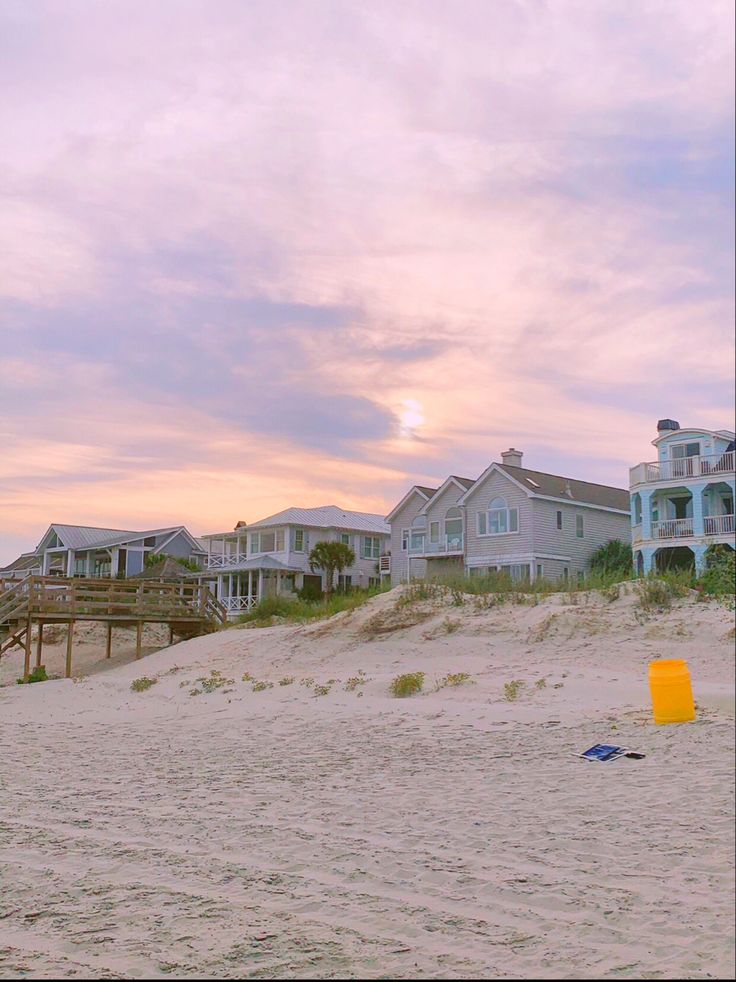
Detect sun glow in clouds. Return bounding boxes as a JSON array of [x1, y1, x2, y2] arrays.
[[399, 399, 425, 438]]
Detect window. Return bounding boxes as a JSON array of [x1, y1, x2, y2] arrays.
[[562, 568, 569, 582], [503, 563, 530, 582], [337, 574, 352, 592], [294, 528, 305, 552], [144, 536, 156, 547], [536, 564, 543, 579], [362, 536, 380, 559], [368, 576, 381, 588], [429, 521, 440, 543], [340, 533, 351, 546], [671, 442, 700, 459], [401, 529, 409, 551], [479, 497, 519, 536], [252, 530, 285, 553], [576, 514, 584, 538], [556, 510, 563, 530]]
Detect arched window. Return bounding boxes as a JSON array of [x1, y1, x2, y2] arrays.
[[409, 513, 426, 552], [444, 506, 463, 547], [478, 497, 519, 535]]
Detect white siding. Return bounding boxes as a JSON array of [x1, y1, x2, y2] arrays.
[[531, 499, 631, 577], [464, 471, 534, 563], [388, 493, 428, 586]]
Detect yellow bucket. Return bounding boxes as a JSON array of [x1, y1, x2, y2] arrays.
[[649, 659, 696, 724]]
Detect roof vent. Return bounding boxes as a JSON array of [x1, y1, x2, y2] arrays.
[[564, 480, 574, 498], [657, 419, 680, 432], [501, 448, 523, 467]]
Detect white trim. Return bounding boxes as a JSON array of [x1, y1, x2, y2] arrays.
[[532, 495, 630, 515], [465, 551, 572, 568], [652, 427, 734, 447], [419, 476, 473, 515]]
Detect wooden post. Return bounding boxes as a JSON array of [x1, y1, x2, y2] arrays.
[[106, 621, 113, 659], [23, 616, 32, 680], [136, 621, 143, 659], [35, 622, 43, 668], [168, 625, 174, 645], [65, 620, 74, 678]]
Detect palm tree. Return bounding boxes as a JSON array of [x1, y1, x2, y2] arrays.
[[308, 540, 356, 598]]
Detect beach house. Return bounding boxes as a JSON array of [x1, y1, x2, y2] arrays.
[[200, 505, 390, 617], [629, 419, 735, 574], [387, 449, 631, 586], [0, 524, 207, 580]]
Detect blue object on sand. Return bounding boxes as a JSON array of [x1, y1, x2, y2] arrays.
[[580, 744, 625, 761]]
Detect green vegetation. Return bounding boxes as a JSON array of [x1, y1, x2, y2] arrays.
[[436, 672, 471, 690], [313, 683, 332, 697], [345, 670, 369, 692], [17, 665, 49, 685], [278, 676, 295, 686], [535, 678, 547, 689], [589, 539, 633, 577], [390, 671, 425, 698], [252, 680, 274, 692], [700, 547, 736, 600], [189, 669, 234, 695], [308, 540, 356, 598], [130, 676, 157, 692], [144, 552, 201, 572], [635, 573, 691, 614], [504, 679, 525, 701], [237, 586, 386, 627]]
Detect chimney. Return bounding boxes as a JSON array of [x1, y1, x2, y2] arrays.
[[657, 419, 680, 433], [234, 520, 247, 529], [501, 448, 524, 467]]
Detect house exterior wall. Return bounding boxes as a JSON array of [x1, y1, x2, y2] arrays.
[[463, 470, 534, 565], [388, 494, 428, 586], [530, 498, 632, 577]]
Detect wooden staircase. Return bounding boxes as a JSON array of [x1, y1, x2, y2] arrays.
[[0, 579, 30, 656]]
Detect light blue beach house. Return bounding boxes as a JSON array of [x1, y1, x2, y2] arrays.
[[629, 419, 735, 575]]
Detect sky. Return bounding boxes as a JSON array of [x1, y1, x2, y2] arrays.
[[0, 0, 734, 564]]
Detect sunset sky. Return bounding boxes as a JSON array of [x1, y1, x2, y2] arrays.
[[1, 0, 734, 564]]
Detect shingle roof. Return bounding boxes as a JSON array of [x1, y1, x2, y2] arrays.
[[248, 505, 389, 535], [416, 485, 439, 498], [450, 476, 476, 490], [498, 464, 630, 511]]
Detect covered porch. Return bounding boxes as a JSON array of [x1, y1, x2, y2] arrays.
[[215, 556, 301, 619]]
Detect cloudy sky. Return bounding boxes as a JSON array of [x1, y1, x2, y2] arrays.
[[1, 0, 734, 563]]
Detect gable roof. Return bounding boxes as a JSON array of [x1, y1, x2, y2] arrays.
[[420, 475, 476, 514], [0, 552, 41, 574], [459, 463, 630, 512], [35, 524, 205, 554], [248, 505, 389, 535], [385, 485, 438, 523]]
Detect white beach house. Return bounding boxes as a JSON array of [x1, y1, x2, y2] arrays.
[[201, 505, 390, 617], [629, 419, 735, 574], [387, 449, 631, 586]]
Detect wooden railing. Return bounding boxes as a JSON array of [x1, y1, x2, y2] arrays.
[[0, 576, 227, 626], [206, 552, 249, 568]]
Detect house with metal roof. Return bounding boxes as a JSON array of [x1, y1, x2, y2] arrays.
[[629, 419, 735, 575], [387, 449, 631, 585], [0, 524, 207, 580], [200, 505, 390, 617]]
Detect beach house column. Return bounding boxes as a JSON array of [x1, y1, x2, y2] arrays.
[[692, 544, 708, 576], [640, 489, 654, 541], [248, 570, 253, 605], [688, 484, 704, 536], [258, 569, 264, 602]]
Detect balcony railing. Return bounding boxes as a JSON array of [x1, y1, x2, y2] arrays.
[[408, 534, 464, 556], [206, 553, 248, 568], [652, 518, 694, 539], [221, 595, 258, 614], [704, 514, 735, 536], [630, 451, 735, 487]]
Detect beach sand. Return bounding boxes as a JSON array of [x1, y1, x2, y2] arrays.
[[1, 585, 734, 978]]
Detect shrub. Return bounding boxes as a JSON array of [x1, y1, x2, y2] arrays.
[[504, 679, 525, 701], [278, 676, 295, 686], [238, 588, 384, 627], [699, 548, 736, 598], [589, 539, 633, 576], [345, 672, 369, 691], [17, 665, 49, 685], [130, 676, 157, 692], [313, 684, 332, 697], [436, 672, 471, 690], [189, 670, 234, 695], [390, 672, 425, 698]]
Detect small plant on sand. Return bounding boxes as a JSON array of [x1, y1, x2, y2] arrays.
[[130, 676, 157, 692], [504, 679, 525, 701], [441, 616, 461, 634], [435, 672, 471, 691], [636, 579, 678, 614], [242, 672, 254, 682], [189, 670, 234, 695], [345, 670, 368, 692], [252, 680, 274, 692], [278, 676, 295, 686], [300, 677, 315, 687], [599, 584, 620, 603], [450, 589, 466, 607], [313, 683, 332, 697], [390, 671, 425, 698], [395, 583, 445, 608], [535, 678, 547, 689], [472, 594, 499, 611], [17, 665, 49, 685]]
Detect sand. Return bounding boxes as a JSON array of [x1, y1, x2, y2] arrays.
[[0, 584, 734, 979]]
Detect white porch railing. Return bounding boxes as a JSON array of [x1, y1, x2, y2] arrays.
[[206, 553, 249, 569], [652, 518, 694, 539], [704, 514, 735, 536], [408, 534, 464, 556], [221, 596, 258, 613], [379, 555, 391, 574], [630, 451, 735, 487]]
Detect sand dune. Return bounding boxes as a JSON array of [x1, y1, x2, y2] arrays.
[[1, 585, 734, 979]]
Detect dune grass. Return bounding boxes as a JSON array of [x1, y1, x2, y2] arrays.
[[237, 585, 388, 627]]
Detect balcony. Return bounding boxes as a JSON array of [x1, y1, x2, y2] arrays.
[[206, 553, 248, 569], [408, 533, 464, 556], [630, 451, 735, 488], [704, 514, 735, 536], [652, 518, 694, 540]]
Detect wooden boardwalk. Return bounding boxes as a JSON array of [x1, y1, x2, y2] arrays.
[[0, 576, 227, 679]]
